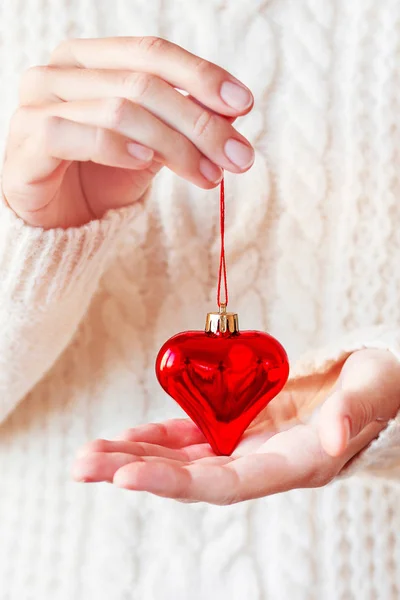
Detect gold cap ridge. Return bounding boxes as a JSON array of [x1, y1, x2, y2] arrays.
[[205, 303, 239, 334]]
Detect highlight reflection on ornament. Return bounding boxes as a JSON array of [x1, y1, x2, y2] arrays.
[[156, 304, 289, 455]]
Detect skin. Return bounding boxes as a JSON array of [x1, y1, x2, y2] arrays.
[[2, 36, 399, 503], [2, 36, 254, 228], [73, 348, 400, 504]]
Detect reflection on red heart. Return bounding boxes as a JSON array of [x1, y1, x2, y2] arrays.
[[155, 329, 289, 455]]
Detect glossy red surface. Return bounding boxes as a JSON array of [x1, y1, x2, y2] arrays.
[[155, 330, 289, 455]]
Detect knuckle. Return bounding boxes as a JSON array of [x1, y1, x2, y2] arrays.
[[192, 57, 213, 78], [154, 422, 168, 437], [9, 106, 30, 133], [163, 128, 201, 177], [216, 493, 238, 506], [119, 428, 136, 441], [214, 467, 241, 505], [105, 97, 130, 128], [306, 464, 332, 488], [41, 115, 63, 153], [122, 72, 155, 100], [355, 398, 374, 433], [143, 422, 162, 435], [192, 110, 216, 139], [93, 127, 109, 159], [49, 39, 70, 63], [82, 439, 108, 454], [136, 35, 166, 54], [19, 65, 53, 102], [173, 135, 196, 167], [53, 38, 70, 54], [306, 448, 337, 488], [20, 65, 43, 86]]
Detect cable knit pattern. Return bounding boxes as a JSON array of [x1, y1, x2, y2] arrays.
[[1, 1, 400, 599]]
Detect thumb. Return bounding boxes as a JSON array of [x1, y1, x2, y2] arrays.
[[317, 348, 400, 457]]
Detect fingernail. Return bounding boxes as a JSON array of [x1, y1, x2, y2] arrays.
[[220, 81, 253, 110], [127, 142, 154, 162], [199, 158, 223, 183], [224, 139, 255, 169]]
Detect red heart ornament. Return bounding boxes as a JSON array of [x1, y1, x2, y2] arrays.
[[155, 310, 289, 455]]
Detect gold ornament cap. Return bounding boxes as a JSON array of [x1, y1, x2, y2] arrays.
[[205, 303, 239, 334]]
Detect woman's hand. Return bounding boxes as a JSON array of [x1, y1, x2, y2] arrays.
[[1, 37, 254, 229], [73, 348, 400, 504]]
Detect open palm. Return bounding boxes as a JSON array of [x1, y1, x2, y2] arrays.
[[73, 348, 400, 504]]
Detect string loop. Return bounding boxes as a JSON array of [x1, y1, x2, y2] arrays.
[[217, 177, 228, 308]]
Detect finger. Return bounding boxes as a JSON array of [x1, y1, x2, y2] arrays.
[[174, 92, 237, 124], [317, 349, 400, 457], [113, 457, 237, 503], [118, 419, 207, 449], [111, 421, 384, 503], [73, 452, 140, 482], [7, 99, 223, 215], [112, 444, 323, 504], [186, 96, 237, 124], [72, 453, 186, 483], [14, 112, 154, 172], [19, 68, 236, 124], [49, 37, 254, 116], [47, 99, 231, 184], [76, 438, 213, 461], [112, 426, 317, 503], [49, 95, 250, 177], [19, 67, 251, 173], [4, 113, 154, 221], [77, 439, 189, 460]]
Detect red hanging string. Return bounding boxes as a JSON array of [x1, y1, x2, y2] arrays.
[[217, 176, 228, 308]]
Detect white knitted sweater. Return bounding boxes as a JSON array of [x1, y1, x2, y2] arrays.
[[1, 1, 400, 599]]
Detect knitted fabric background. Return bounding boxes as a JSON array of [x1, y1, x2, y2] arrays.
[[0, 1, 400, 599]]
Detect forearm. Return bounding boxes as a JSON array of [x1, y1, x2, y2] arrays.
[[0, 195, 145, 423]]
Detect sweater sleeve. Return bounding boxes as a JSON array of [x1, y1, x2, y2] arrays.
[[289, 325, 400, 480], [0, 194, 147, 425]]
